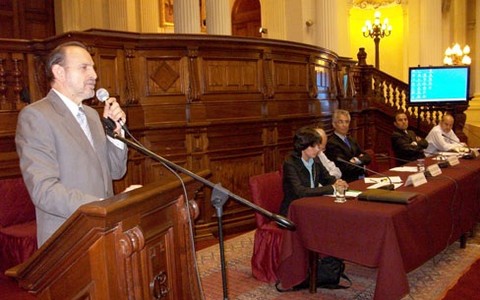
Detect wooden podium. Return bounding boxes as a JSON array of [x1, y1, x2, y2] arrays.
[[6, 170, 209, 299]]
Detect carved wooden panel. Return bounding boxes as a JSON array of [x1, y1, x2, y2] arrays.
[[146, 58, 183, 96], [202, 59, 259, 93], [95, 48, 125, 102], [0, 31, 341, 240], [273, 61, 308, 92]]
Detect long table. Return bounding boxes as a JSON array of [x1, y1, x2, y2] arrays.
[[276, 157, 480, 300]]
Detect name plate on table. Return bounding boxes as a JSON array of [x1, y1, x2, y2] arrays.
[[405, 172, 428, 187], [358, 189, 418, 204], [447, 156, 460, 166], [426, 164, 442, 177]]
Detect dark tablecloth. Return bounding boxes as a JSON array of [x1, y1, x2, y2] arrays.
[[276, 158, 480, 300]]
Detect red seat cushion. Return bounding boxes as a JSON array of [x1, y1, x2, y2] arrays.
[[0, 221, 37, 277]]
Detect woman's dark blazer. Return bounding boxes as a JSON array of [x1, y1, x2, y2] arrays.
[[280, 152, 336, 216]]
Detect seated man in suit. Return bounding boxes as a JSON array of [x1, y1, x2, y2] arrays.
[[425, 114, 468, 155], [315, 128, 342, 179], [325, 109, 371, 182], [280, 127, 348, 216], [391, 112, 428, 163]]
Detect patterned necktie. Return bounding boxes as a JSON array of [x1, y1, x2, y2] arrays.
[[76, 107, 94, 147]]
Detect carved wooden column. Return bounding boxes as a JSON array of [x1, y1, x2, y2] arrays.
[[173, 0, 201, 33], [119, 227, 146, 299]]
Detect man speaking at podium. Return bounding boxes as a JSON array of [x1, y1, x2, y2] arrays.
[[15, 41, 128, 246]]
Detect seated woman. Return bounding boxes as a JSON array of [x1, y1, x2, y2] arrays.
[[280, 127, 348, 216]]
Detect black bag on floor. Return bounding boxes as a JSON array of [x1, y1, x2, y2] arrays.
[[276, 256, 351, 292]]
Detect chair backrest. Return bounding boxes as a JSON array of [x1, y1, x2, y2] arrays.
[[364, 149, 378, 176], [249, 171, 284, 228], [0, 177, 35, 228]]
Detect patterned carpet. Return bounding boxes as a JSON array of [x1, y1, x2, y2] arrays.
[[196, 230, 480, 300]]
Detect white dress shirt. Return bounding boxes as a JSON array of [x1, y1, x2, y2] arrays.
[[425, 124, 461, 155], [318, 151, 342, 179]]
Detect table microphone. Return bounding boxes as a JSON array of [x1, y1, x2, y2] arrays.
[[441, 134, 477, 159], [336, 157, 395, 190]]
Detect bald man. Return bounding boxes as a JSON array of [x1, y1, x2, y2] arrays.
[[315, 128, 342, 179], [425, 114, 467, 155]]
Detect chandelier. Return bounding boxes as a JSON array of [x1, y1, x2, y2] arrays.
[[362, 11, 392, 68], [443, 44, 471, 65]]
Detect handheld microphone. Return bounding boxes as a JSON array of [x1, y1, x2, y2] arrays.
[[96, 88, 125, 127], [337, 157, 395, 190]]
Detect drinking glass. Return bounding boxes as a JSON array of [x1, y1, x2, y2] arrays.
[[417, 158, 425, 172], [334, 186, 347, 203]]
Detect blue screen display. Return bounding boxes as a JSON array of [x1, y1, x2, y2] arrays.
[[409, 66, 470, 105]]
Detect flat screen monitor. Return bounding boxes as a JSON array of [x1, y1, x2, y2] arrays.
[[408, 66, 470, 106]]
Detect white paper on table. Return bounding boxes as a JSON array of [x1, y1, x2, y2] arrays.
[[389, 166, 418, 172], [364, 176, 402, 184], [437, 152, 463, 157], [345, 190, 362, 197]]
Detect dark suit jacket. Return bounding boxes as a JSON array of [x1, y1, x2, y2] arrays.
[[15, 90, 128, 246], [280, 152, 336, 216], [325, 134, 371, 183], [391, 128, 428, 163]]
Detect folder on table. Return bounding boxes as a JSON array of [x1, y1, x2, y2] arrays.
[[357, 189, 418, 204]]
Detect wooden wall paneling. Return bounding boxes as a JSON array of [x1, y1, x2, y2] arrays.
[[0, 0, 54, 39], [94, 47, 125, 103], [23, 0, 55, 39], [201, 122, 265, 234], [140, 128, 189, 183], [138, 50, 190, 128], [198, 48, 264, 123], [262, 123, 280, 171], [271, 52, 313, 118], [0, 3, 15, 39]]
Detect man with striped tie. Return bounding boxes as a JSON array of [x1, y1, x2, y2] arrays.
[[15, 41, 128, 246]]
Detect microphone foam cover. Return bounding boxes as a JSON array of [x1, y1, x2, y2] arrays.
[[96, 88, 109, 102]]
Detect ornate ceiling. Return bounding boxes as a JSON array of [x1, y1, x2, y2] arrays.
[[352, 0, 403, 9]]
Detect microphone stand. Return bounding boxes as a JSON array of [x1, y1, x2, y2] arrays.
[[104, 126, 295, 300], [337, 157, 395, 190]]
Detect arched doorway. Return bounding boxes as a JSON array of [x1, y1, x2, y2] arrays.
[[231, 0, 261, 37]]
